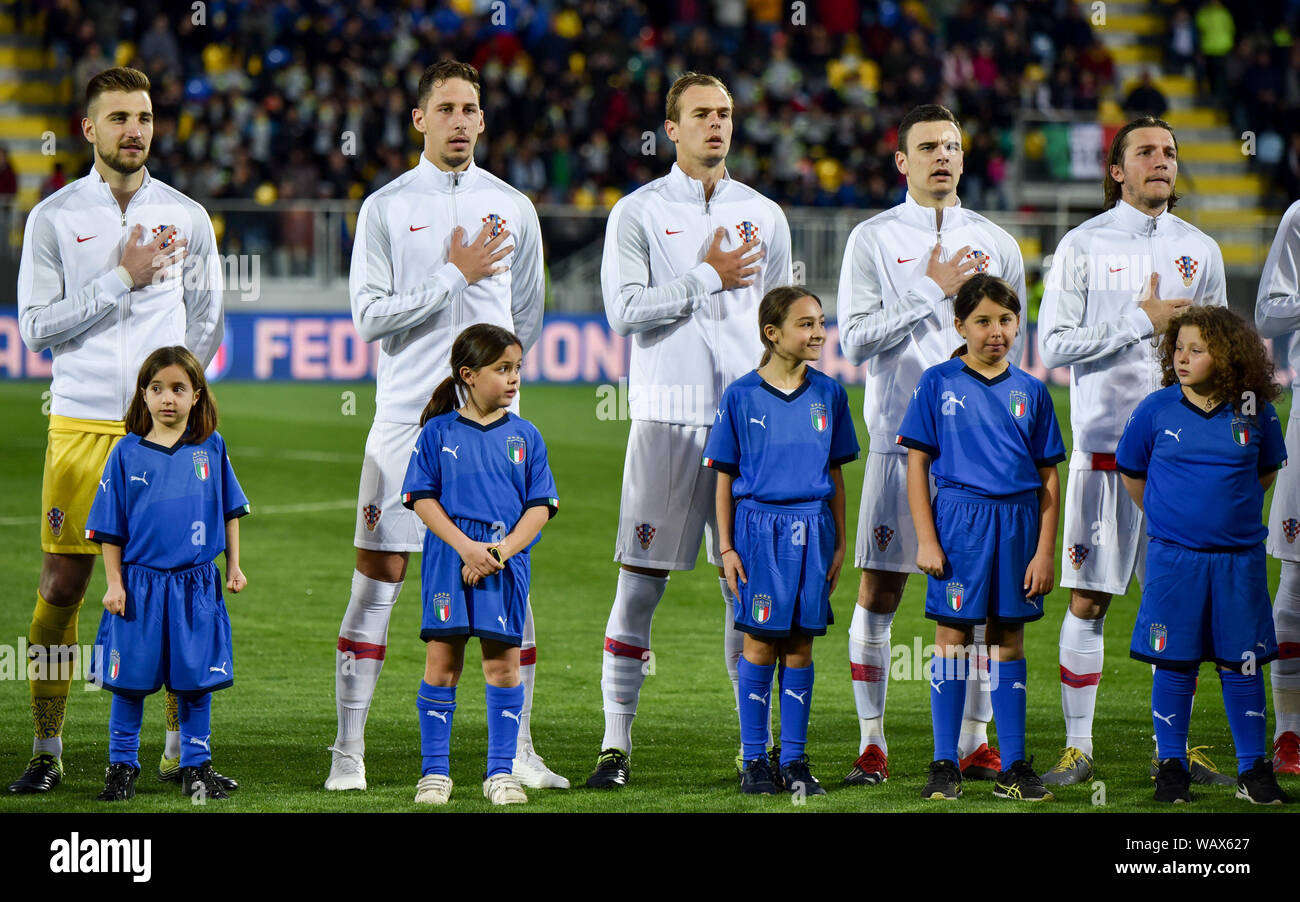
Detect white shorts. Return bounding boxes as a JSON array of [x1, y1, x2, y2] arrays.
[[1266, 415, 1300, 562], [854, 451, 923, 573], [353, 420, 425, 553], [1060, 449, 1147, 596], [613, 420, 721, 571]]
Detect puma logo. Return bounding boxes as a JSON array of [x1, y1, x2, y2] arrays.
[[208, 662, 228, 676], [783, 688, 808, 705], [188, 735, 210, 752], [930, 680, 943, 693], [497, 615, 508, 630], [1153, 710, 1175, 726], [747, 692, 768, 706], [749, 415, 767, 429], [1012, 681, 1027, 692], [129, 473, 149, 486], [99, 478, 110, 492], [501, 710, 520, 723], [425, 709, 448, 722], [1163, 429, 1182, 442], [1245, 710, 1265, 718], [441, 445, 459, 459]]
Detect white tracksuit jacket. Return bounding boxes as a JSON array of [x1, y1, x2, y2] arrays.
[[350, 156, 544, 425], [837, 192, 1026, 453], [1038, 199, 1226, 453], [602, 163, 793, 426], [18, 166, 224, 420], [1255, 199, 1300, 393]]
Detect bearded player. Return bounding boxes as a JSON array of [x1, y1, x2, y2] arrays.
[[837, 104, 1026, 786], [1038, 117, 1230, 786], [11, 67, 225, 794], [326, 60, 564, 791], [587, 72, 793, 788]]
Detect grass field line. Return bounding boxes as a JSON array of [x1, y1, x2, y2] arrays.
[[0, 499, 355, 526]]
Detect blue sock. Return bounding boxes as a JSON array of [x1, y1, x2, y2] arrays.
[[417, 682, 456, 777], [178, 692, 213, 767], [108, 693, 144, 769], [929, 654, 968, 763], [778, 663, 813, 766], [1218, 670, 1267, 774], [1152, 667, 1196, 765], [485, 682, 525, 777], [989, 658, 1027, 765], [737, 657, 776, 762]]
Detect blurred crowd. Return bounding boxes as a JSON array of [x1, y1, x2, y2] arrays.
[[10, 0, 1295, 264]]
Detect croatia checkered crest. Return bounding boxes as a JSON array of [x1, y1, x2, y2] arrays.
[[634, 522, 655, 549], [362, 503, 381, 530], [482, 213, 506, 238], [1284, 518, 1300, 543], [46, 507, 65, 538], [873, 524, 894, 551], [1174, 254, 1198, 287], [736, 221, 759, 243], [1067, 543, 1089, 570], [964, 249, 989, 273]]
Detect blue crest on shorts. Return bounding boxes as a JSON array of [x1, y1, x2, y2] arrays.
[[1149, 623, 1167, 653]]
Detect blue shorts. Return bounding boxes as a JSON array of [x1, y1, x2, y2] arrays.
[[925, 488, 1045, 626], [87, 560, 233, 697], [732, 499, 836, 638], [1130, 538, 1278, 672], [419, 516, 529, 646]]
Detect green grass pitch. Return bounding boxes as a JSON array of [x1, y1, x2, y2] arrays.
[[0, 380, 1295, 814]]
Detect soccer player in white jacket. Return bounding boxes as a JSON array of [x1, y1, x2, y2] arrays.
[[837, 105, 1026, 786], [11, 67, 225, 794], [1037, 117, 1229, 786], [326, 61, 560, 791], [586, 73, 793, 788], [1254, 198, 1300, 775]]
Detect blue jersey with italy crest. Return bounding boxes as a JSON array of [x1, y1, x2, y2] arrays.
[[401, 411, 558, 549], [1116, 385, 1286, 549], [85, 431, 250, 568], [896, 358, 1066, 497], [702, 367, 859, 503]]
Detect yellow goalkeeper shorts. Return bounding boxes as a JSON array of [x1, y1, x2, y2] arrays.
[[40, 415, 126, 554]]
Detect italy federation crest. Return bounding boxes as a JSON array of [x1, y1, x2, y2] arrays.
[[873, 524, 895, 552], [752, 594, 773, 624], [482, 213, 506, 238], [1149, 623, 1168, 653], [1174, 255, 1198, 287], [945, 582, 963, 612], [506, 436, 526, 464], [736, 221, 759, 243], [193, 449, 210, 481], [362, 504, 381, 531], [964, 249, 989, 273], [109, 649, 120, 680], [1009, 391, 1028, 419], [1067, 543, 1089, 570], [46, 507, 65, 538], [433, 592, 451, 622], [810, 403, 828, 432], [1284, 518, 1300, 543], [634, 522, 656, 549], [1230, 416, 1251, 447]]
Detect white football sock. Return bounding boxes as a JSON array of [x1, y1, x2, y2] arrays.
[[517, 596, 537, 754], [1273, 562, 1300, 738], [1059, 609, 1104, 758], [849, 606, 892, 755], [600, 569, 668, 753], [334, 570, 402, 755], [959, 623, 993, 759]]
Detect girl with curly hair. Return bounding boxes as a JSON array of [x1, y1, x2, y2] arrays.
[[1116, 306, 1290, 804]]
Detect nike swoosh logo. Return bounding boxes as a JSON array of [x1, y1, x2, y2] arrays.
[[665, 229, 684, 235], [897, 257, 916, 263], [77, 235, 96, 243], [409, 225, 429, 231]]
